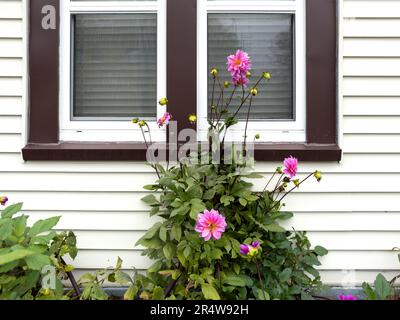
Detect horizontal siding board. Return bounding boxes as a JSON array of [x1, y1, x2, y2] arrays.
[[343, 18, 400, 38], [343, 38, 400, 57], [320, 270, 399, 286], [343, 77, 400, 97], [0, 133, 21, 152], [343, 58, 400, 77], [0, 77, 22, 96], [344, 1, 400, 18], [2, 172, 400, 192], [0, 115, 21, 133], [3, 192, 400, 212], [0, 58, 22, 76], [0, 1, 23, 19], [343, 97, 400, 115], [25, 211, 400, 232], [343, 116, 400, 133], [0, 19, 22, 38], [61, 230, 400, 251], [0, 39, 22, 57], [343, 134, 400, 153]]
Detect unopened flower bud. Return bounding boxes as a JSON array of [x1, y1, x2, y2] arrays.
[[211, 68, 219, 78], [246, 71, 252, 78], [188, 114, 197, 124], [314, 170, 322, 182], [250, 88, 258, 96], [139, 120, 147, 127], [131, 118, 139, 124], [293, 179, 300, 187], [277, 167, 283, 174], [159, 98, 168, 106], [283, 177, 290, 183], [211, 105, 216, 110], [263, 72, 271, 80], [224, 81, 230, 88], [0, 196, 8, 206], [255, 133, 260, 140]]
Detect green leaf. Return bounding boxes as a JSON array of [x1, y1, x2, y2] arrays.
[[220, 195, 235, 207], [201, 283, 220, 300], [114, 271, 133, 285], [279, 268, 292, 282], [14, 215, 28, 238], [171, 224, 182, 241], [163, 243, 175, 260], [189, 199, 206, 215], [0, 219, 14, 241], [29, 216, 60, 237], [0, 249, 35, 266], [148, 260, 162, 273], [239, 198, 247, 207], [255, 288, 270, 300], [203, 189, 216, 200], [136, 222, 162, 245], [124, 285, 138, 300], [250, 215, 286, 233], [141, 194, 159, 206], [1, 203, 23, 218], [170, 205, 190, 217], [183, 246, 192, 259], [152, 286, 165, 300], [24, 254, 50, 270], [224, 275, 246, 287], [374, 273, 393, 300], [143, 184, 159, 191], [244, 173, 264, 179], [159, 226, 168, 242], [186, 185, 203, 199], [314, 246, 328, 256], [362, 282, 377, 300]]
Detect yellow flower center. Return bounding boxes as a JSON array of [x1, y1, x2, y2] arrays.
[[234, 59, 242, 66]]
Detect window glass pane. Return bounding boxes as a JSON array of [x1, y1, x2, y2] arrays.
[[73, 13, 157, 119], [208, 13, 294, 120]]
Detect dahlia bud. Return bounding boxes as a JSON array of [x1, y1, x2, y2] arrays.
[[250, 88, 258, 96], [293, 179, 300, 187], [283, 177, 290, 183], [263, 72, 271, 80], [246, 71, 252, 78], [277, 167, 283, 174], [159, 98, 169, 106], [131, 118, 139, 124], [210, 68, 219, 78], [224, 81, 230, 88], [0, 196, 8, 206], [314, 170, 322, 182], [188, 114, 197, 124], [255, 133, 260, 140], [139, 120, 147, 127]]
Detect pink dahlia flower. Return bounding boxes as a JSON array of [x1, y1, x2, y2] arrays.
[[338, 294, 357, 301], [195, 209, 227, 241], [283, 156, 298, 179], [227, 50, 252, 86], [157, 112, 172, 128], [0, 196, 8, 206]]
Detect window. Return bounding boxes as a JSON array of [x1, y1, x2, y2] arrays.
[[24, 0, 340, 161], [59, 0, 166, 142], [198, 0, 306, 142]]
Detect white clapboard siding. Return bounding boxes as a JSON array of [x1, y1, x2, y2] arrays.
[[0, 97, 23, 115], [0, 0, 400, 286], [343, 97, 400, 116]]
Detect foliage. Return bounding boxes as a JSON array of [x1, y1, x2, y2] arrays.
[[132, 51, 328, 300], [362, 273, 394, 300], [0, 203, 77, 300]]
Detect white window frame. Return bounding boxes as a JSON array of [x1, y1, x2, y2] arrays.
[[197, 0, 306, 143], [59, 1, 167, 142]]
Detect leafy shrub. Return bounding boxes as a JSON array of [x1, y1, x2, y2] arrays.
[[133, 51, 328, 300], [0, 203, 77, 300], [362, 273, 395, 300]]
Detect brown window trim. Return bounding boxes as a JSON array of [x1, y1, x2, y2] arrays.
[[22, 0, 341, 162]]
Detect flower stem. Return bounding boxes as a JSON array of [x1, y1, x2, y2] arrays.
[[255, 260, 267, 300]]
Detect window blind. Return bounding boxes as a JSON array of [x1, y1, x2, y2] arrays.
[[208, 13, 294, 120], [73, 13, 157, 119]]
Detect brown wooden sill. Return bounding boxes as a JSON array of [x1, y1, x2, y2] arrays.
[[22, 142, 342, 162]]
